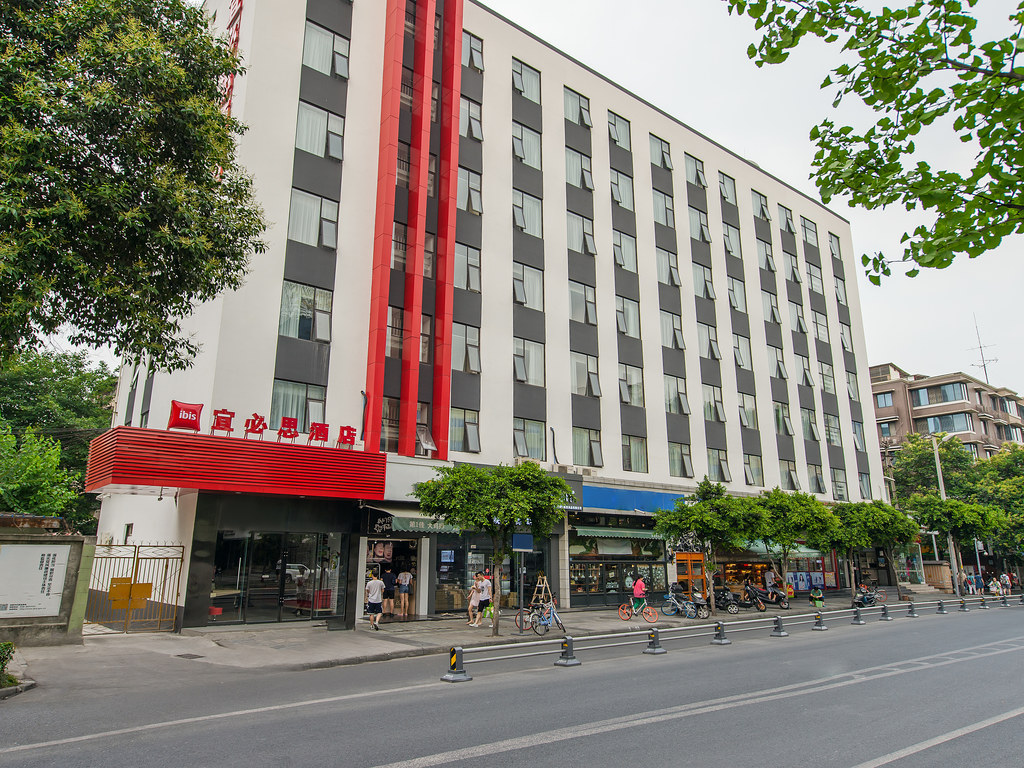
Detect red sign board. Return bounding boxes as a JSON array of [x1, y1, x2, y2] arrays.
[[167, 401, 203, 432]]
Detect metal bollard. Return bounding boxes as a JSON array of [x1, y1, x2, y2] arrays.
[[936, 600, 948, 615], [959, 598, 970, 612], [643, 628, 667, 655], [770, 615, 789, 637], [710, 621, 732, 645], [851, 606, 866, 625], [441, 646, 473, 682], [554, 635, 582, 666], [907, 602, 919, 618], [879, 604, 893, 621], [1019, 592, 1024, 606], [812, 612, 828, 631], [979, 595, 989, 609]]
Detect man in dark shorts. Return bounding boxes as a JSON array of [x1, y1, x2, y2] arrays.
[[364, 571, 384, 630], [381, 565, 397, 617]]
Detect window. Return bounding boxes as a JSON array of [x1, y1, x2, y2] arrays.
[[608, 111, 631, 150], [452, 323, 481, 373], [288, 189, 338, 248], [391, 222, 407, 270], [565, 147, 594, 190], [807, 263, 824, 294], [513, 337, 545, 386], [835, 277, 848, 306], [571, 352, 602, 397], [380, 397, 400, 452], [801, 407, 820, 441], [303, 22, 350, 78], [669, 443, 694, 477], [457, 167, 482, 213], [801, 217, 819, 247], [707, 448, 732, 482], [831, 467, 848, 501], [650, 134, 673, 169], [757, 239, 776, 272], [909, 383, 969, 406], [809, 464, 827, 494], [569, 281, 598, 325], [296, 102, 344, 160], [271, 380, 326, 432], [744, 454, 765, 486], [693, 263, 716, 300], [790, 302, 808, 333], [769, 345, 787, 379], [661, 310, 685, 350], [824, 413, 843, 446], [688, 207, 712, 243], [513, 418, 546, 460], [723, 222, 742, 258], [762, 291, 781, 324], [752, 189, 771, 220], [774, 402, 795, 436], [859, 472, 872, 500], [616, 296, 641, 338], [450, 408, 480, 453], [778, 205, 796, 233], [653, 190, 675, 227], [513, 189, 542, 236], [914, 413, 974, 434], [719, 172, 737, 205], [279, 281, 332, 343], [621, 435, 648, 472], [685, 154, 707, 187], [797, 354, 814, 387], [784, 252, 802, 284], [427, 155, 437, 196], [460, 97, 483, 140], [512, 58, 541, 103], [511, 123, 544, 170], [698, 323, 722, 360], [423, 231, 436, 278], [846, 371, 860, 401], [613, 230, 638, 272], [728, 277, 747, 312], [563, 87, 592, 127], [419, 315, 432, 364], [657, 248, 681, 286], [738, 392, 758, 429], [780, 460, 800, 490], [512, 262, 543, 310], [733, 334, 752, 370], [852, 420, 866, 451], [618, 364, 645, 406], [840, 323, 854, 352], [829, 233, 842, 259], [820, 362, 836, 393], [386, 306, 403, 358], [573, 427, 603, 467], [567, 211, 597, 254], [454, 243, 481, 292], [462, 31, 484, 71], [876, 392, 894, 408], [415, 402, 435, 456], [703, 384, 726, 422], [812, 310, 830, 343], [399, 70, 413, 113], [610, 170, 635, 210], [665, 376, 691, 415]]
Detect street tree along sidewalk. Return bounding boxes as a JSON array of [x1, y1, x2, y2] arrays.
[[0, 420, 77, 519], [413, 461, 575, 637]]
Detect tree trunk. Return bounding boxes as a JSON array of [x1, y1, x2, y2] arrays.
[[846, 549, 857, 608], [884, 545, 902, 601], [491, 552, 501, 637], [707, 554, 717, 615]]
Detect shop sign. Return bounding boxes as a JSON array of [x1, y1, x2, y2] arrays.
[[167, 400, 357, 449], [0, 544, 71, 618]]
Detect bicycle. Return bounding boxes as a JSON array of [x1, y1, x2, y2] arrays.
[[514, 595, 559, 630], [530, 600, 564, 635], [857, 583, 887, 603], [618, 596, 658, 623], [660, 590, 698, 618]]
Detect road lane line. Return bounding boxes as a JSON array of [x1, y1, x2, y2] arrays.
[[848, 705, 1024, 768]]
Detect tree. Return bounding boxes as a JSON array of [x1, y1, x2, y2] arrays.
[[890, 433, 978, 503], [975, 445, 1024, 563], [413, 461, 574, 636], [0, 420, 78, 518], [839, 500, 921, 600], [828, 502, 877, 601], [653, 479, 766, 613], [0, 0, 266, 370], [756, 488, 838, 582], [908, 492, 1007, 573], [726, 0, 1024, 280]]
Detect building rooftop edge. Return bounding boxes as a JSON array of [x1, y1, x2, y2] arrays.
[[869, 363, 1022, 399]]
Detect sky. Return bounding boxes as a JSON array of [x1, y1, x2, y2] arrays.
[[481, 0, 1024, 392]]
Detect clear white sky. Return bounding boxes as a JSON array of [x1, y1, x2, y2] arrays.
[[481, 0, 1024, 392]]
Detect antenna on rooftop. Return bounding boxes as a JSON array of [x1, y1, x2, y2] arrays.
[[969, 315, 997, 384]]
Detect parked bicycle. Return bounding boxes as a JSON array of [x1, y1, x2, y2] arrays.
[[618, 595, 658, 623], [660, 584, 711, 619], [530, 600, 565, 635], [856, 583, 887, 604]]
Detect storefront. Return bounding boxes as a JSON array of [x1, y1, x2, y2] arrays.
[[717, 545, 840, 594], [567, 513, 668, 607]]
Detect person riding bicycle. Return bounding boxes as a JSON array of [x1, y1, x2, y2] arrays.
[[632, 573, 647, 612]]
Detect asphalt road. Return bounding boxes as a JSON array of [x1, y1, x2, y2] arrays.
[[2, 607, 1023, 768]]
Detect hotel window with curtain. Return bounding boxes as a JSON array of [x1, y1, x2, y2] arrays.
[[565, 147, 594, 190], [751, 189, 771, 220], [685, 154, 707, 187], [452, 323, 481, 373], [689, 207, 712, 243], [569, 281, 597, 325], [512, 122, 542, 169], [380, 397, 399, 453], [653, 190, 675, 228], [661, 311, 684, 350], [728, 277, 746, 312], [458, 168, 482, 214], [450, 408, 480, 452], [513, 338, 545, 386], [618, 364, 644, 407], [613, 231, 638, 271], [512, 59, 541, 103], [302, 21, 350, 78], [512, 263, 544, 310], [462, 31, 484, 71], [567, 212, 597, 255], [621, 435, 648, 473], [563, 87, 592, 127], [295, 102, 344, 160], [571, 352, 601, 397], [454, 243, 481, 292], [610, 170, 635, 211], [723, 222, 742, 258], [665, 375, 690, 415], [650, 134, 673, 169], [460, 97, 483, 141], [707, 448, 731, 482], [288, 189, 338, 249], [278, 282, 332, 343], [513, 189, 543, 236], [719, 172, 737, 205], [608, 111, 631, 150], [270, 380, 326, 432], [573, 427, 603, 467], [513, 418, 546, 460], [657, 248, 681, 286], [744, 454, 764, 486], [669, 443, 693, 478], [615, 297, 641, 338]]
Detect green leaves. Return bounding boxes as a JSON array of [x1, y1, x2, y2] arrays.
[[0, 420, 78, 518]]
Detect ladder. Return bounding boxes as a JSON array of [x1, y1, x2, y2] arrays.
[[530, 575, 553, 606]]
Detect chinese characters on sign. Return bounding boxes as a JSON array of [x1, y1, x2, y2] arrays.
[[0, 544, 71, 618], [166, 402, 357, 450]]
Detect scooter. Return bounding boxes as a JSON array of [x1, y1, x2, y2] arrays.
[[712, 588, 742, 614], [688, 589, 711, 620], [744, 581, 790, 609], [853, 586, 881, 607]]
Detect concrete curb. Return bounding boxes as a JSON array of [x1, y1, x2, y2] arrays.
[[0, 679, 37, 700]]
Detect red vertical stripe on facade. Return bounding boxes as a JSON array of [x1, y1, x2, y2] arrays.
[[397, 0, 439, 457], [431, 0, 463, 461], [364, 0, 407, 453]]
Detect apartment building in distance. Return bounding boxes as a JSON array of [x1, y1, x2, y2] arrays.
[[85, 0, 884, 628]]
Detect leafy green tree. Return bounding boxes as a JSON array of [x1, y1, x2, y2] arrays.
[[756, 488, 838, 581], [974, 444, 1024, 563], [726, 0, 1024, 280], [0, 420, 78, 518], [0, 0, 266, 369], [890, 433, 978, 503], [827, 502, 876, 601], [413, 461, 574, 636], [909, 492, 1007, 573]]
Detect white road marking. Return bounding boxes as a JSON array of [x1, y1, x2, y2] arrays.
[[848, 705, 1024, 768]]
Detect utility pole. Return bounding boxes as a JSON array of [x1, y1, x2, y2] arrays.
[[969, 315, 997, 384]]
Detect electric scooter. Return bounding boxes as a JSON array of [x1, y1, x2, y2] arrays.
[[712, 588, 742, 614], [744, 581, 790, 609]]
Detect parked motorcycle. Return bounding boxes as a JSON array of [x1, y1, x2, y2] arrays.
[[743, 581, 790, 609], [853, 586, 884, 607], [688, 589, 711, 620], [712, 588, 742, 614]]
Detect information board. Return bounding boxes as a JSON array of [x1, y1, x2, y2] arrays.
[[0, 544, 71, 618]]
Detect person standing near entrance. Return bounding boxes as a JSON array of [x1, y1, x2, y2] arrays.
[[364, 571, 385, 630], [467, 573, 481, 625], [381, 565, 397, 617], [397, 567, 413, 616], [473, 571, 492, 627]]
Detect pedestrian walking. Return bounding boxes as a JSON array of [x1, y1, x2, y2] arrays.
[[364, 571, 385, 630], [396, 568, 413, 616], [381, 565, 397, 617], [473, 571, 493, 627], [999, 572, 1011, 597], [466, 573, 481, 625]]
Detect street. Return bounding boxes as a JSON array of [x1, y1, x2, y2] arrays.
[[1, 606, 1022, 767]]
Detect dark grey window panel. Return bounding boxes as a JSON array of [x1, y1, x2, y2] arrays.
[[455, 209, 482, 245], [704, 420, 727, 450], [513, 382, 547, 421], [685, 183, 707, 212], [804, 243, 822, 266], [402, 32, 415, 68], [809, 291, 827, 314], [776, 435, 796, 462], [452, 288, 482, 325], [736, 368, 756, 395], [513, 229, 545, 269], [565, 185, 594, 219], [838, 304, 851, 326], [815, 339, 833, 363], [569, 321, 599, 356], [699, 357, 721, 386], [383, 356, 402, 398], [425, 197, 438, 227], [827, 445, 846, 469], [832, 257, 845, 279], [725, 254, 745, 280], [821, 391, 839, 415], [608, 143, 633, 175], [284, 241, 336, 290], [844, 350, 858, 372], [804, 441, 822, 463], [741, 427, 761, 455], [658, 282, 682, 314], [614, 268, 640, 301], [792, 332, 809, 356], [417, 363, 433, 402], [299, 68, 347, 114], [786, 280, 803, 305], [512, 162, 543, 196], [421, 282, 436, 315], [567, 251, 596, 285], [513, 305, 546, 341], [388, 269, 405, 307], [731, 311, 750, 338], [662, 347, 686, 377], [665, 412, 690, 444], [651, 165, 673, 195], [617, 335, 644, 367], [721, 201, 740, 228], [654, 223, 677, 252], [856, 452, 870, 473], [571, 394, 602, 430], [124, 382, 136, 424], [459, 136, 483, 173], [564, 119, 592, 154], [695, 298, 717, 327], [797, 386, 816, 410], [293, 149, 343, 200], [610, 205, 636, 235], [393, 187, 409, 224], [690, 239, 712, 268], [512, 93, 543, 131], [780, 230, 797, 255], [460, 69, 484, 103], [849, 400, 863, 421], [620, 405, 647, 437], [140, 370, 155, 415], [275, 335, 331, 387], [398, 107, 412, 144], [753, 217, 772, 242], [764, 322, 784, 348], [306, 0, 353, 34], [760, 268, 778, 293], [770, 377, 790, 403], [451, 370, 481, 411]]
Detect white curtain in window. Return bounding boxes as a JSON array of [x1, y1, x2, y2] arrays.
[[450, 410, 466, 451], [565, 149, 582, 186], [525, 420, 545, 459], [566, 212, 584, 252], [271, 380, 307, 430], [302, 22, 334, 75], [296, 102, 327, 155], [572, 428, 590, 465], [522, 195, 542, 236], [523, 266, 543, 309], [523, 341, 544, 386], [628, 438, 647, 473], [521, 127, 541, 167], [288, 189, 321, 246]]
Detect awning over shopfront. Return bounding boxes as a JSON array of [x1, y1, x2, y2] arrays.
[[365, 505, 461, 534], [573, 526, 661, 540]]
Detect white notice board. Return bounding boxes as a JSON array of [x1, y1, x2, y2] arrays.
[[0, 544, 71, 618]]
